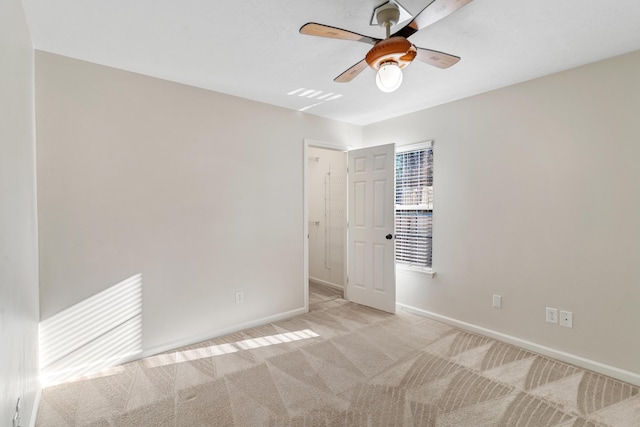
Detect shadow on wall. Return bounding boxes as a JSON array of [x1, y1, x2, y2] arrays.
[[39, 274, 143, 386]]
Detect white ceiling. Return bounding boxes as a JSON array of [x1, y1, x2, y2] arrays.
[[22, 0, 640, 126]]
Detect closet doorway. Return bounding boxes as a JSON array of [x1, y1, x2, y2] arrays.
[[305, 143, 347, 306]]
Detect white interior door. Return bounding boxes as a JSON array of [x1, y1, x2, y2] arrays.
[[347, 143, 396, 313]]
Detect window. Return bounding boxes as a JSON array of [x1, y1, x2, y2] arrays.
[[395, 141, 433, 270]]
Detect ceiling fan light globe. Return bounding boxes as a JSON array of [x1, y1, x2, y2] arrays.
[[376, 62, 403, 93]]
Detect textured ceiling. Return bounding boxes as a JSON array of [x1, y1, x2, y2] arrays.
[[22, 0, 640, 125]]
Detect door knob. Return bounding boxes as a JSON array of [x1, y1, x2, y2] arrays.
[[386, 234, 393, 240]]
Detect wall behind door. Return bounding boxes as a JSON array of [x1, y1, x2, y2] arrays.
[[308, 147, 346, 288]]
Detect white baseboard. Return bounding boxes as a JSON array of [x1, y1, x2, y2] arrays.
[[137, 306, 308, 361], [397, 303, 640, 387], [309, 277, 343, 291]]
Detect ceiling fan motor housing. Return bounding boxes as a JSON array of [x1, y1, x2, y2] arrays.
[[365, 37, 417, 70]]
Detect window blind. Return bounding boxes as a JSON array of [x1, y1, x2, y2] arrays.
[[395, 144, 433, 268]]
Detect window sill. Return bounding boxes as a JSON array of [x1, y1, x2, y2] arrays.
[[396, 264, 435, 278]]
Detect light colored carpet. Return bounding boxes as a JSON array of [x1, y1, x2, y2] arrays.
[[36, 283, 640, 426]]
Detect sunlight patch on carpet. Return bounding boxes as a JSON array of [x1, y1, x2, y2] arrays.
[[145, 329, 320, 368]]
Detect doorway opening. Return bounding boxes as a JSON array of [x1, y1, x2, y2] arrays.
[[304, 142, 348, 310]]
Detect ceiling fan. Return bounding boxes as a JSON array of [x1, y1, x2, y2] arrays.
[[300, 0, 474, 92]]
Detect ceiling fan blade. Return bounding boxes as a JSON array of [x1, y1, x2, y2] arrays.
[[415, 48, 460, 68], [334, 59, 369, 83], [300, 23, 380, 45], [393, 0, 474, 39]]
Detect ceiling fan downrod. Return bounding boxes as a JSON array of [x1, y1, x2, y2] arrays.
[[375, 3, 400, 39]]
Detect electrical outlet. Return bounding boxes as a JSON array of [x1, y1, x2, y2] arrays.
[[546, 307, 558, 324], [559, 310, 573, 328], [235, 291, 244, 304], [492, 294, 502, 308]]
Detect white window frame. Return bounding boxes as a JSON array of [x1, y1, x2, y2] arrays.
[[395, 141, 434, 276]]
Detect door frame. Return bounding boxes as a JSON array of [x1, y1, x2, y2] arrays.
[[303, 139, 351, 312]]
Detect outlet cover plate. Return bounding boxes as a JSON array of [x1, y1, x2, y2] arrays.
[[559, 310, 573, 328], [492, 294, 502, 308], [235, 291, 244, 304], [546, 307, 558, 324]]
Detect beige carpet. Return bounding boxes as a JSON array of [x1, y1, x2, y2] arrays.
[[36, 283, 640, 426]]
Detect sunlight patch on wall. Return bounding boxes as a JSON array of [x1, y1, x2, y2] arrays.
[[145, 329, 320, 368], [39, 274, 143, 386]]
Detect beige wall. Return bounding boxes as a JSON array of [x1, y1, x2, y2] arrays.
[[35, 51, 361, 354], [33, 45, 640, 387], [0, 0, 40, 424], [364, 50, 640, 378]]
